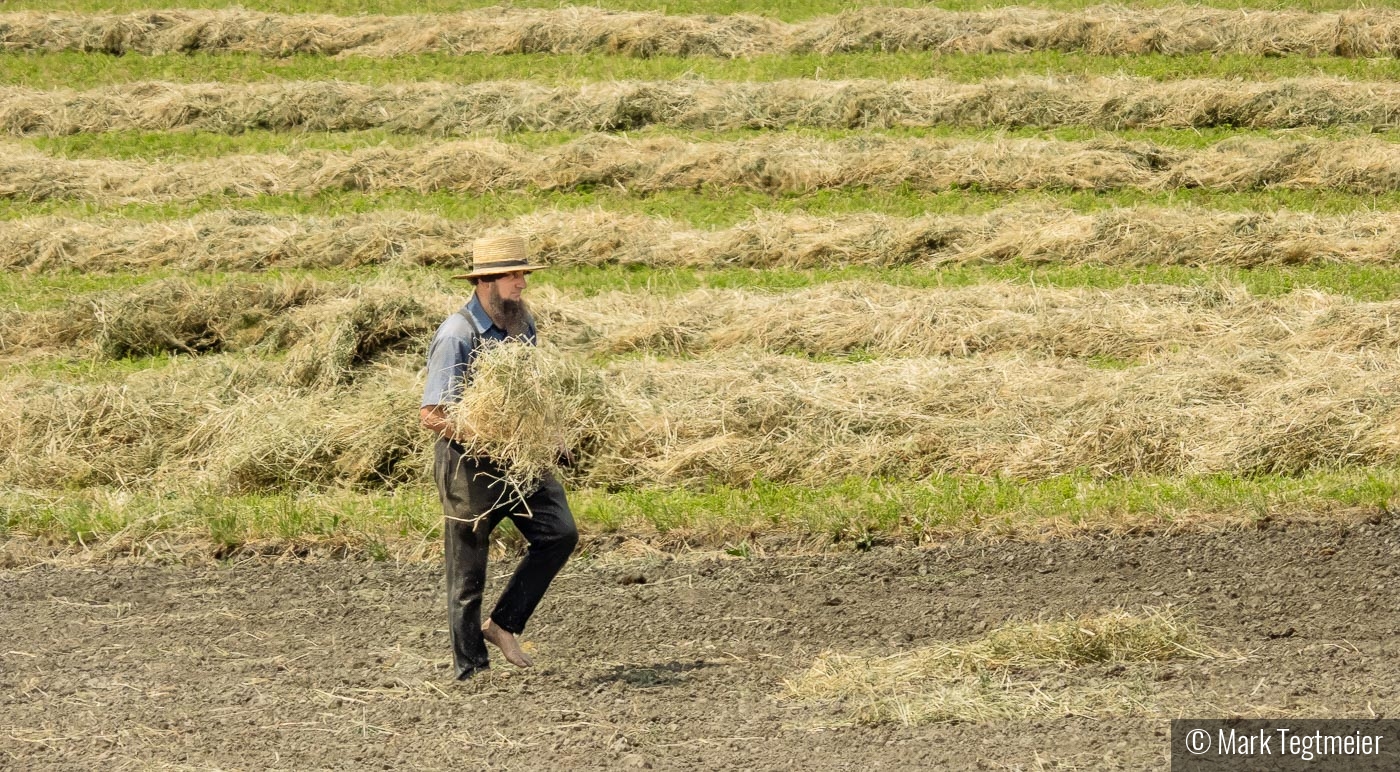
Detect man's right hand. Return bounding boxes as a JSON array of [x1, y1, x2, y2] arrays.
[[420, 404, 471, 443]]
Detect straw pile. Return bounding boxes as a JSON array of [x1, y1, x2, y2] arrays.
[[3, 277, 441, 366], [785, 608, 1214, 724], [7, 77, 1400, 136], [3, 206, 1397, 273], [85, 277, 322, 359], [9, 134, 1400, 204], [444, 341, 611, 497], [4, 7, 1399, 57]]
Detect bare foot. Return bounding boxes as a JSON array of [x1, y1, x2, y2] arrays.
[[481, 620, 534, 668]]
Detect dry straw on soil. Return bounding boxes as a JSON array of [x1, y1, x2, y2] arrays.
[[3, 207, 1397, 273], [4, 7, 1399, 57], [7, 77, 1400, 136], [784, 608, 1216, 723], [8, 134, 1400, 204]]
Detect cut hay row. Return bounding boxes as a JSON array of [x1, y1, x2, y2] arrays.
[[8, 133, 1400, 203], [8, 77, 1400, 136], [12, 276, 1400, 365], [4, 206, 1397, 273], [5, 346, 1399, 491], [537, 282, 1400, 361], [4, 6, 1400, 58]]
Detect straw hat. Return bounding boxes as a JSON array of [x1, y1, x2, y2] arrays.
[[453, 234, 548, 279]]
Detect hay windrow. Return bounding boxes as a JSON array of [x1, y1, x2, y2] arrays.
[[2, 206, 1398, 273], [7, 77, 1400, 136], [13, 278, 1400, 364], [4, 7, 1400, 58], [9, 134, 1400, 204], [583, 349, 1400, 485], [0, 361, 427, 492], [784, 608, 1216, 724], [10, 345, 1398, 492]]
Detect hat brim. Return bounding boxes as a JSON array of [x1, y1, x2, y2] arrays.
[[451, 262, 549, 280]]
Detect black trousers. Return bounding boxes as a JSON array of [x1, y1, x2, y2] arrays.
[[434, 438, 578, 680]]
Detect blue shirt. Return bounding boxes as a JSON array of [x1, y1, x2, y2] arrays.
[[420, 295, 537, 408]]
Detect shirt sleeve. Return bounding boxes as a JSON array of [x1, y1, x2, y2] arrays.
[[421, 331, 476, 408]]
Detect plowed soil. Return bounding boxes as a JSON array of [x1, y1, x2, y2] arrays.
[[4, 517, 1399, 771]]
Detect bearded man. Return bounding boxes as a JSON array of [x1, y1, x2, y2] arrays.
[[419, 234, 578, 680]]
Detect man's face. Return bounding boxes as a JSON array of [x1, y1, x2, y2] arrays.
[[485, 270, 529, 306]]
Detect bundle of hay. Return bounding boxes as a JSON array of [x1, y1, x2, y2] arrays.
[[446, 341, 610, 500]]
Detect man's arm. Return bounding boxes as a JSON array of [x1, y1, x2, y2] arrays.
[[419, 404, 475, 443]]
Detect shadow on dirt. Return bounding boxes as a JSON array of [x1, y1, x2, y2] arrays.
[[590, 660, 721, 688]]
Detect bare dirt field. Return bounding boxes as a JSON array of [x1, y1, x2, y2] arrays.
[[3, 516, 1398, 771]]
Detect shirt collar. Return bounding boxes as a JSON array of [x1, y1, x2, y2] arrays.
[[463, 295, 497, 335]]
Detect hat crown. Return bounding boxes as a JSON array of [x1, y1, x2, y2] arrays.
[[472, 234, 528, 265]]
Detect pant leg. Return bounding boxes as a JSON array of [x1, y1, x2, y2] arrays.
[[488, 472, 579, 635], [436, 439, 505, 680]]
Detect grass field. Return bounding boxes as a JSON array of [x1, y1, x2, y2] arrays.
[[3, 1, 1400, 556]]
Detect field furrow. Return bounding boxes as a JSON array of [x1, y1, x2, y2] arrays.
[[9, 134, 1400, 204], [4, 207, 1396, 272], [5, 6, 1400, 58], [6, 77, 1400, 136]]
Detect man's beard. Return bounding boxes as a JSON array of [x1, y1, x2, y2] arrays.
[[498, 297, 530, 338]]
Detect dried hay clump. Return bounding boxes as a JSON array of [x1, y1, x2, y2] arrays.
[[199, 371, 427, 492], [446, 341, 611, 497], [785, 608, 1216, 724], [0, 352, 429, 494], [283, 292, 437, 387], [81, 277, 321, 359]]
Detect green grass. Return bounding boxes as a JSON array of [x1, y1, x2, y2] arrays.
[[544, 263, 1400, 302], [5, 0, 1397, 20], [5, 185, 1400, 225], [26, 124, 1391, 161], [7, 51, 1400, 90], [9, 263, 1400, 318], [3, 469, 1394, 555], [27, 129, 432, 160]]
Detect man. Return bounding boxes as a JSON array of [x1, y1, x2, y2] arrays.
[[419, 234, 579, 681]]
